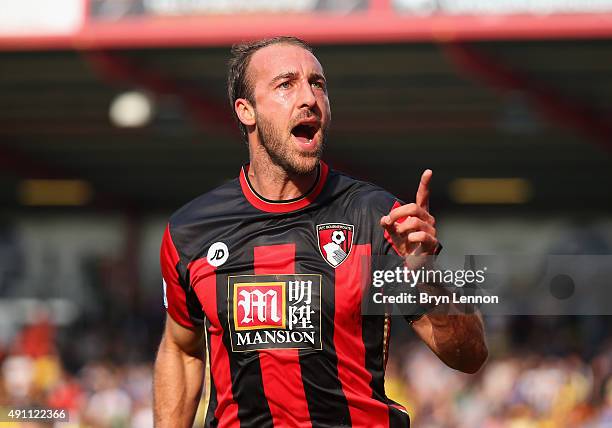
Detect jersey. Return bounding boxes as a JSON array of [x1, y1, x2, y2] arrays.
[[160, 161, 411, 428]]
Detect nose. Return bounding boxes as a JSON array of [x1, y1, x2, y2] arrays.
[[298, 80, 317, 110]]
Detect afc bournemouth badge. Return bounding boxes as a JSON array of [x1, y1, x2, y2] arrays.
[[316, 223, 354, 267]]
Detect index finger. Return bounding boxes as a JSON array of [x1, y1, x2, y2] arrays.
[[416, 169, 432, 211]]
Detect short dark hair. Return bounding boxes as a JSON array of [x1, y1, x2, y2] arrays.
[[227, 36, 314, 142]]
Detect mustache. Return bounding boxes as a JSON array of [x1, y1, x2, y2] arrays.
[[290, 110, 322, 127]]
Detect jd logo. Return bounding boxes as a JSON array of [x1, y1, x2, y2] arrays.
[[207, 242, 229, 267]]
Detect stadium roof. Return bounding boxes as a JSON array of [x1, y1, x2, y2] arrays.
[[1, 38, 611, 212]]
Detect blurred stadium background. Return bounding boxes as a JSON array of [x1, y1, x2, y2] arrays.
[[1, 0, 612, 426]]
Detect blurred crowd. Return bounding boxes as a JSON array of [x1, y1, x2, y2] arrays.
[[0, 317, 610, 427], [0, 318, 153, 427], [386, 342, 612, 428]]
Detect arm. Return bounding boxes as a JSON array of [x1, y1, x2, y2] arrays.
[[412, 311, 487, 374], [153, 315, 206, 428], [380, 169, 487, 373]]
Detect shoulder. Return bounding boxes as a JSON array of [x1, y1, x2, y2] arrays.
[[327, 169, 402, 214], [169, 178, 241, 229], [167, 178, 243, 259]]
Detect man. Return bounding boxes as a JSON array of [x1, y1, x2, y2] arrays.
[[154, 36, 487, 428]]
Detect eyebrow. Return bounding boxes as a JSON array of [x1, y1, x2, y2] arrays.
[[270, 71, 327, 85], [309, 72, 327, 84]]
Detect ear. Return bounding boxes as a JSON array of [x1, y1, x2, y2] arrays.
[[235, 98, 256, 127]]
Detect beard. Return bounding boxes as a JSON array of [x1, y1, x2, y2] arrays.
[[256, 111, 326, 176]]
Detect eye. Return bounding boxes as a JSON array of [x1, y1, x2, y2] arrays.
[[278, 81, 292, 89], [311, 81, 326, 90]]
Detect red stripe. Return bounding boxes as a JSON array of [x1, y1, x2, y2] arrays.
[[189, 258, 240, 428], [334, 244, 390, 428], [390, 403, 408, 413], [254, 244, 312, 427], [160, 224, 193, 328], [5, 13, 612, 51]]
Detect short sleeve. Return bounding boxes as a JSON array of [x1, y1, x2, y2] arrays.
[[160, 223, 203, 328]]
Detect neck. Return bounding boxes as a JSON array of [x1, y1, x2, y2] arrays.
[[247, 148, 318, 201]]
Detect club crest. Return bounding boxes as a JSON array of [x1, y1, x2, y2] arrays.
[[316, 223, 354, 267]]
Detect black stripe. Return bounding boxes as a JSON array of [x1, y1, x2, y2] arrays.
[[216, 254, 274, 428], [362, 314, 411, 428], [180, 263, 205, 326], [296, 238, 352, 428], [362, 314, 387, 403], [204, 318, 219, 428], [388, 407, 410, 428]]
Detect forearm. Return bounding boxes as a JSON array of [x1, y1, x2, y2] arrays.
[[153, 334, 205, 427], [413, 311, 488, 373]]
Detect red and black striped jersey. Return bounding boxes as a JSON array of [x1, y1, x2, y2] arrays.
[[160, 161, 411, 428]]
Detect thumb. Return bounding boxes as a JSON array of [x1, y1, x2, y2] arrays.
[[380, 215, 395, 233]]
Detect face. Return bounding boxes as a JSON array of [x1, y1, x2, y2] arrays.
[[242, 43, 331, 175]]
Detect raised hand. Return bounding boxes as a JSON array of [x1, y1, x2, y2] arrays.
[[379, 169, 438, 257]]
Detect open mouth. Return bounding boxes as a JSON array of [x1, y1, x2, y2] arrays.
[[291, 123, 319, 143]]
